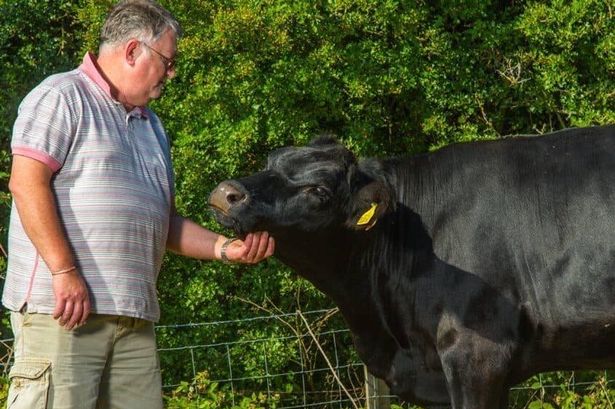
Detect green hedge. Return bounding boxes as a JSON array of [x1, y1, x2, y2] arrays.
[[0, 0, 613, 407]]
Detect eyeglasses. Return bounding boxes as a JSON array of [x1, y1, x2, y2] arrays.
[[141, 42, 176, 72]]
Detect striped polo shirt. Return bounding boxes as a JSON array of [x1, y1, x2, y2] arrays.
[[2, 52, 174, 322]]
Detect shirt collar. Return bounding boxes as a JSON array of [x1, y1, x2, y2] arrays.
[[79, 52, 148, 119]]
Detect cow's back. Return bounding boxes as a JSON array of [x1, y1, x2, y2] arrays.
[[397, 126, 615, 330]]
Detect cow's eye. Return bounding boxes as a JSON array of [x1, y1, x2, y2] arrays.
[[302, 186, 330, 200]]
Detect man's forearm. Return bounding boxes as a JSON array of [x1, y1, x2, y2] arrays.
[[166, 213, 225, 260]]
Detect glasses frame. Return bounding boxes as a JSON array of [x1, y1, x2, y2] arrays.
[[141, 42, 176, 72]]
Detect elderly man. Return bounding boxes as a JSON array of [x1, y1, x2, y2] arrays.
[[3, 1, 274, 408]]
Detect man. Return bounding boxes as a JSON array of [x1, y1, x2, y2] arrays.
[[2, 1, 274, 408]]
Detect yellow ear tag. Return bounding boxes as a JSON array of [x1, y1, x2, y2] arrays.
[[357, 203, 378, 226]]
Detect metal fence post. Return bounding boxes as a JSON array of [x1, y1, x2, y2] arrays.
[[365, 366, 391, 409]]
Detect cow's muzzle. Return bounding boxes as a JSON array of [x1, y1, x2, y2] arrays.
[[208, 180, 248, 215]]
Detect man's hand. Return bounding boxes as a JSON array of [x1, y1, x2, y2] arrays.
[[224, 232, 275, 264], [52, 270, 91, 330]]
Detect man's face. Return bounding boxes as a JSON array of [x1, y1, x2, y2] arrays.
[[130, 29, 177, 106]]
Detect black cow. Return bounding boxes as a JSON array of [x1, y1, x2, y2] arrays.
[[208, 125, 615, 409]]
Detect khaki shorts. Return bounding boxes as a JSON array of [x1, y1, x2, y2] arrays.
[[7, 311, 163, 409]]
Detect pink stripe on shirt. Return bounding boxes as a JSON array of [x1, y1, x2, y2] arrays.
[[12, 147, 62, 172]]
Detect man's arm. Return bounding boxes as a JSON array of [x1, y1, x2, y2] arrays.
[[9, 155, 90, 329], [166, 206, 275, 263]]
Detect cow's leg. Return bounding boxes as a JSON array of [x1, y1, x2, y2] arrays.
[[438, 335, 511, 409], [440, 363, 506, 408]]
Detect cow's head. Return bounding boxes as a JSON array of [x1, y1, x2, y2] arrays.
[[209, 137, 396, 238]]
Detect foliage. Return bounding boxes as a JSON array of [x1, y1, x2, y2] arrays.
[[0, 376, 7, 406], [0, 0, 613, 407], [164, 371, 280, 409], [511, 371, 615, 409]]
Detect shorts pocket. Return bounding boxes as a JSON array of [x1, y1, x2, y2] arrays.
[[7, 358, 51, 409]]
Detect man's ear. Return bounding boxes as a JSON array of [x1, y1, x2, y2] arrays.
[[346, 165, 395, 231], [125, 39, 141, 66]]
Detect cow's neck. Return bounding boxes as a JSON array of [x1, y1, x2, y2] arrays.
[[273, 228, 401, 378], [272, 219, 451, 403]]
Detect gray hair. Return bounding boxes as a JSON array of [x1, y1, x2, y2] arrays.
[[100, 0, 182, 51]]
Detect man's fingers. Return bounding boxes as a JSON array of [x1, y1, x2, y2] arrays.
[[81, 299, 91, 326], [246, 233, 260, 261], [246, 232, 267, 262], [53, 299, 66, 320], [59, 301, 74, 326], [243, 233, 257, 260], [242, 232, 274, 263], [65, 302, 83, 330], [254, 232, 271, 261], [266, 236, 275, 257], [242, 233, 254, 251]]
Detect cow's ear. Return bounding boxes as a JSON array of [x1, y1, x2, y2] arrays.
[[346, 163, 395, 231]]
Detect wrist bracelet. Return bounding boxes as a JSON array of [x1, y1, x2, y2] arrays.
[[51, 266, 77, 276], [220, 238, 239, 263]]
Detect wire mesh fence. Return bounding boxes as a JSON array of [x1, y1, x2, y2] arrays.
[[154, 310, 615, 408], [1, 308, 615, 408], [155, 308, 368, 408]]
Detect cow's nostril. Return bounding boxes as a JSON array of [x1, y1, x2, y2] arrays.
[[226, 191, 245, 204], [220, 183, 247, 205]]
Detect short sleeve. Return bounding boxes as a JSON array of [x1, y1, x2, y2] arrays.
[[11, 84, 76, 172]]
